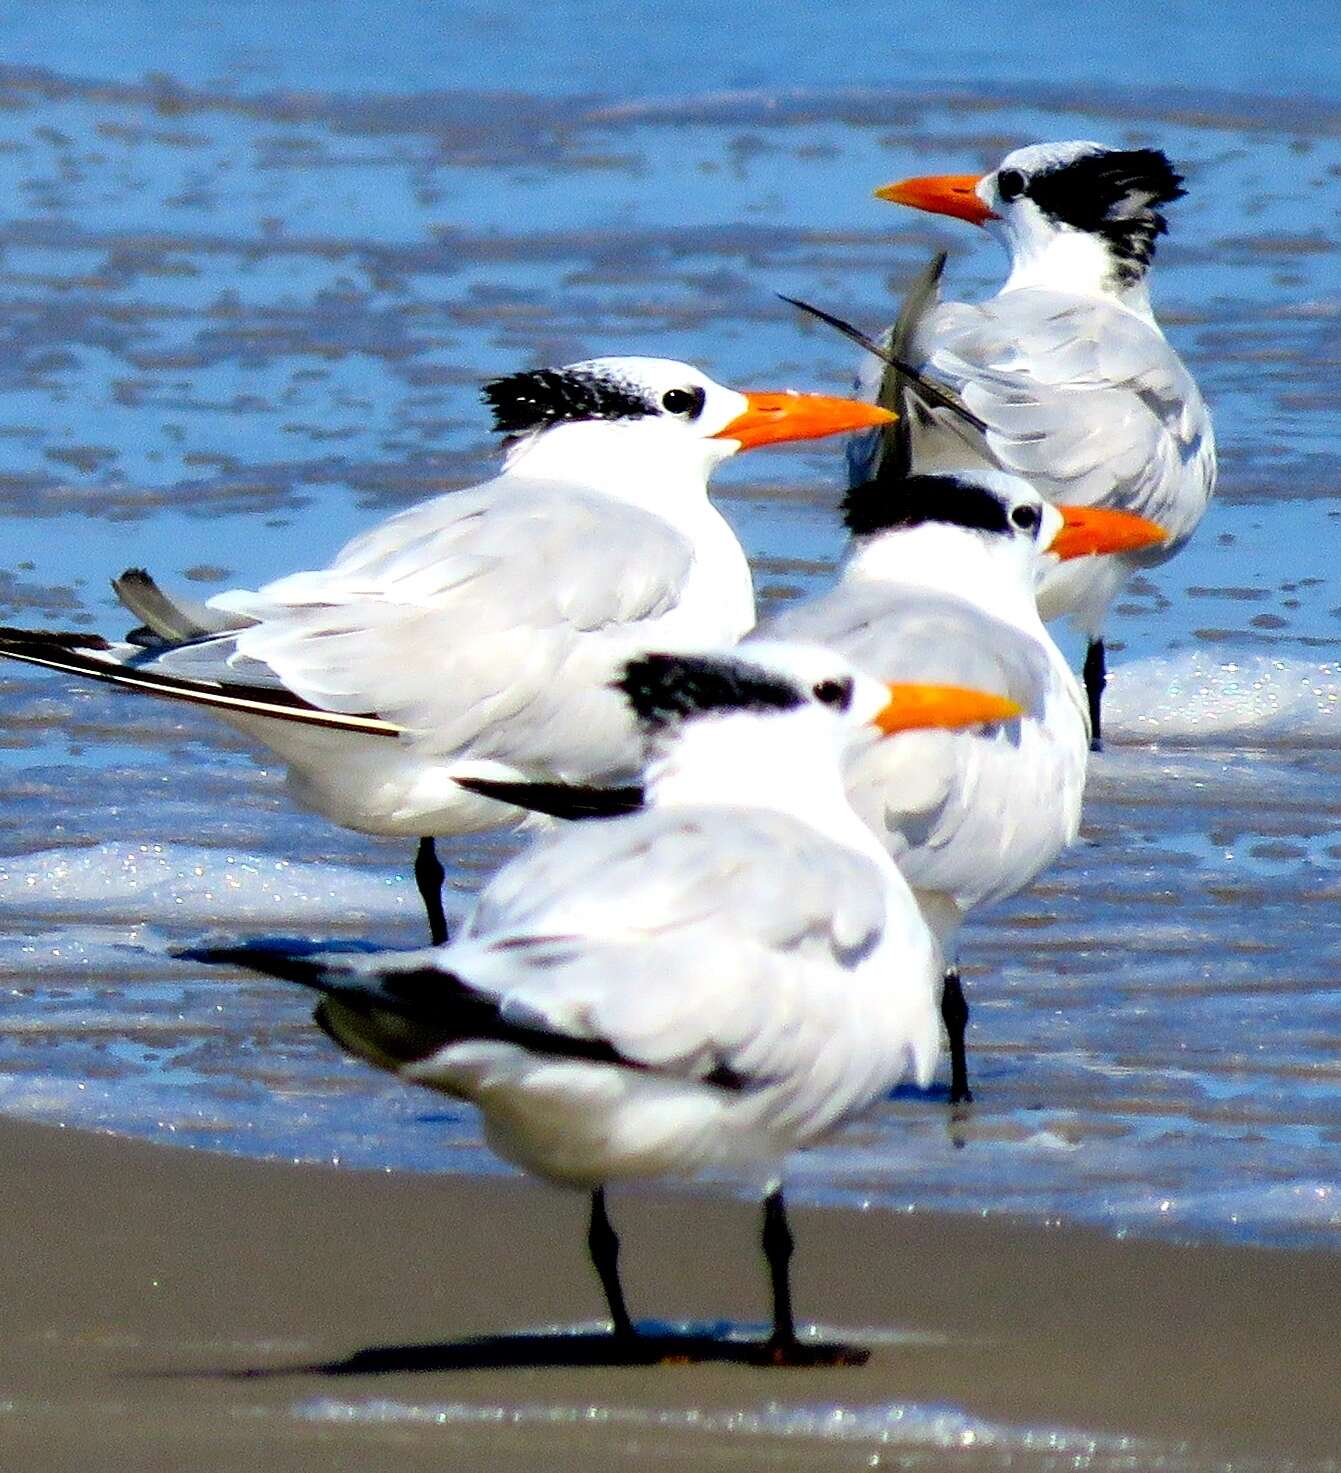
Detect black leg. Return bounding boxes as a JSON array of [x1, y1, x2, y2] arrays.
[[762, 1187, 798, 1353], [588, 1188, 635, 1340], [414, 836, 449, 946], [1083, 638, 1106, 753], [941, 966, 973, 1105]]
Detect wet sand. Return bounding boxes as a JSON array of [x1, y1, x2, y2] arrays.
[[1, 1116, 1338, 1471]]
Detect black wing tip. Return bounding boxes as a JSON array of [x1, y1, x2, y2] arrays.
[[0, 625, 112, 654], [778, 291, 987, 436], [174, 940, 347, 988], [775, 290, 814, 315], [455, 774, 646, 821]]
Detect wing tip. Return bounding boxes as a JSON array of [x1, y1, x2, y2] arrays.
[[175, 941, 334, 989], [0, 625, 113, 654]]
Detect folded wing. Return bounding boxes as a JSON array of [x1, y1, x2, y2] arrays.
[[136, 480, 701, 778]]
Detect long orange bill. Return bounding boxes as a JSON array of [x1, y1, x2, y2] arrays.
[[875, 683, 1024, 735], [713, 392, 895, 450], [874, 172, 997, 226], [1049, 506, 1168, 561]]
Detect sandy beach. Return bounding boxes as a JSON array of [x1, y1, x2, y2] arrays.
[[0, 1115, 1336, 1471]]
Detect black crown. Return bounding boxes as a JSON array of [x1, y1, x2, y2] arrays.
[[616, 652, 804, 729], [481, 367, 656, 435]]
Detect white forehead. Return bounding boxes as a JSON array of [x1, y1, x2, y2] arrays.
[[737, 637, 861, 688], [995, 140, 1107, 177], [565, 356, 726, 397], [966, 466, 1042, 507]]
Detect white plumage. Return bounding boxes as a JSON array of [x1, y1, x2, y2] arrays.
[[294, 643, 947, 1182], [862, 140, 1215, 745], [0, 356, 892, 939], [767, 468, 1166, 1099], [187, 642, 1024, 1358]]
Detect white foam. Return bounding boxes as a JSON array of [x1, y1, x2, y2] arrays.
[[1104, 652, 1341, 745], [1119, 1181, 1341, 1233], [294, 1393, 1153, 1461], [0, 841, 416, 926]]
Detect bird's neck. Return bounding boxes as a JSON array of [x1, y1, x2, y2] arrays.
[[998, 227, 1158, 325], [846, 525, 1044, 631], [502, 420, 732, 518], [645, 714, 885, 860]]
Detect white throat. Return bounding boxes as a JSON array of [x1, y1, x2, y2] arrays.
[[847, 523, 1045, 631], [644, 710, 882, 858], [994, 221, 1158, 324], [501, 418, 735, 514]]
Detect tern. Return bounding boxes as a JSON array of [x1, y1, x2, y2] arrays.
[[859, 141, 1215, 748], [183, 641, 1022, 1363], [470, 461, 1167, 1103], [0, 357, 892, 943], [765, 468, 1167, 1102]]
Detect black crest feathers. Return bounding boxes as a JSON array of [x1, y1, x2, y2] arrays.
[[843, 473, 1012, 539], [481, 367, 656, 435], [616, 653, 804, 728], [1025, 147, 1186, 284]]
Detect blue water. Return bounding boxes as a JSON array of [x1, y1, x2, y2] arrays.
[[0, 0, 1339, 1281], [2, 0, 1338, 97]]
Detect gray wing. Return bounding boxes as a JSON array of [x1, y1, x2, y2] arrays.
[[446, 806, 901, 1096], [140, 480, 699, 777], [906, 288, 1216, 554], [225, 806, 936, 1123], [766, 582, 1052, 712], [766, 584, 1087, 909]]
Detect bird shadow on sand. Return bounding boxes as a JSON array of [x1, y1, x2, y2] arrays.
[[150, 1324, 870, 1378]]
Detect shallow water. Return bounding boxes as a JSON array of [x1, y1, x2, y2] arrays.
[[0, 2, 1339, 1276]]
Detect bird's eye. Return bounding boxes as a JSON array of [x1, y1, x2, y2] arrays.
[[996, 168, 1028, 203], [661, 387, 706, 419], [1011, 503, 1043, 534], [812, 677, 853, 711]]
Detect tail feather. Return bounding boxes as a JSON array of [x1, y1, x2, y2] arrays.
[[871, 250, 949, 486], [113, 567, 235, 646], [181, 940, 645, 1075], [0, 625, 402, 738]]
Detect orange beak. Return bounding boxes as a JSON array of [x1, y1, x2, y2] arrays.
[[713, 392, 895, 450], [874, 172, 997, 227], [1048, 506, 1169, 561], [875, 683, 1024, 735]]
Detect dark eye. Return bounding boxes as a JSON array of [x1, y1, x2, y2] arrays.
[[661, 386, 706, 419], [996, 168, 1028, 203], [1011, 503, 1043, 534], [812, 677, 853, 711]]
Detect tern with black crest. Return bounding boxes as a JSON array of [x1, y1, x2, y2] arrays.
[[183, 641, 1023, 1363], [766, 468, 1167, 1102], [859, 141, 1215, 747], [0, 357, 892, 942]]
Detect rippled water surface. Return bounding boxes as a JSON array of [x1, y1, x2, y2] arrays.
[[0, 3, 1339, 1264]]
